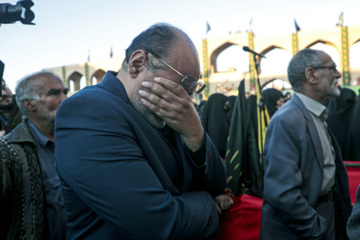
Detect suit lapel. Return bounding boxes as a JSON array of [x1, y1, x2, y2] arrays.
[[292, 94, 324, 170]]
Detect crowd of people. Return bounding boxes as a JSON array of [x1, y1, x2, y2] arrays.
[[1, 23, 360, 239]]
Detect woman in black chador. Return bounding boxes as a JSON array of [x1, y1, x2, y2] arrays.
[[332, 88, 359, 160], [199, 93, 236, 158], [261, 88, 284, 118]]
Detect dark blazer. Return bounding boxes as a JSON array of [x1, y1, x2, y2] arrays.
[[260, 94, 351, 240], [55, 71, 227, 239]]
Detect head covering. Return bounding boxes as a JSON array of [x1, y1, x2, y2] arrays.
[[196, 100, 207, 119], [261, 88, 283, 118], [336, 88, 360, 160], [199, 93, 236, 158], [327, 87, 356, 114]]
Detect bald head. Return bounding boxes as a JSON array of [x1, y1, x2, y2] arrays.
[[123, 23, 198, 74]]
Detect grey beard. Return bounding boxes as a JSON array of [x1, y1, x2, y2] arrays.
[[38, 115, 55, 132], [130, 95, 165, 129]]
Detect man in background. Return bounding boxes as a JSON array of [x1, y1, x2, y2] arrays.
[[0, 79, 22, 136], [55, 23, 226, 239], [260, 49, 351, 239], [0, 71, 68, 239]]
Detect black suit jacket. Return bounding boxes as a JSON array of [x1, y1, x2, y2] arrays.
[[55, 71, 226, 239]]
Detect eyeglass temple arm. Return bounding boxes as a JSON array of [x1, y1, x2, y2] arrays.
[[157, 58, 185, 78]]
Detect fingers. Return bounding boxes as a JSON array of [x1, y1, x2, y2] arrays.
[[153, 77, 186, 96], [138, 76, 203, 148], [140, 81, 171, 111], [139, 88, 172, 119], [215, 194, 234, 213], [138, 78, 190, 118], [141, 77, 188, 101], [221, 200, 232, 210], [216, 203, 222, 214]]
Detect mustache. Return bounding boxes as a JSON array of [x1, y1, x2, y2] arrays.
[[0, 94, 12, 101]]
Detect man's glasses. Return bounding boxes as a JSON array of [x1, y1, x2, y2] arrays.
[[146, 51, 206, 95], [311, 64, 337, 72]]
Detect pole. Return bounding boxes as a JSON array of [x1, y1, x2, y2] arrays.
[[253, 54, 265, 159]]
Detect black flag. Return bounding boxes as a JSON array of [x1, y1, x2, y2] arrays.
[[206, 21, 211, 34], [294, 19, 301, 32], [225, 80, 263, 198]]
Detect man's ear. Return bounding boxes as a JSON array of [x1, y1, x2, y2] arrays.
[[305, 67, 318, 85], [22, 99, 35, 112], [128, 50, 147, 78]]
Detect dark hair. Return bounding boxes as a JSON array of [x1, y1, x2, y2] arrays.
[[287, 48, 323, 91], [124, 23, 178, 71]]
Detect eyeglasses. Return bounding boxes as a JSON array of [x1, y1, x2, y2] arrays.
[[146, 51, 206, 95], [312, 64, 337, 72]]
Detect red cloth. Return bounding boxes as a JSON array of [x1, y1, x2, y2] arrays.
[[214, 162, 359, 239], [215, 194, 263, 240], [344, 161, 360, 203]]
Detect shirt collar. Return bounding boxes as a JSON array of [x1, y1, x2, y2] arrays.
[[27, 119, 53, 147], [295, 92, 328, 121]]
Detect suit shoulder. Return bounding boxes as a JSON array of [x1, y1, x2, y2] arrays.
[[271, 102, 304, 123], [60, 84, 123, 112]]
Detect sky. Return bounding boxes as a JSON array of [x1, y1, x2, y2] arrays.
[[1, 0, 360, 91]]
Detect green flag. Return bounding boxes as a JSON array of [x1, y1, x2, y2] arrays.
[[225, 80, 263, 198]]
